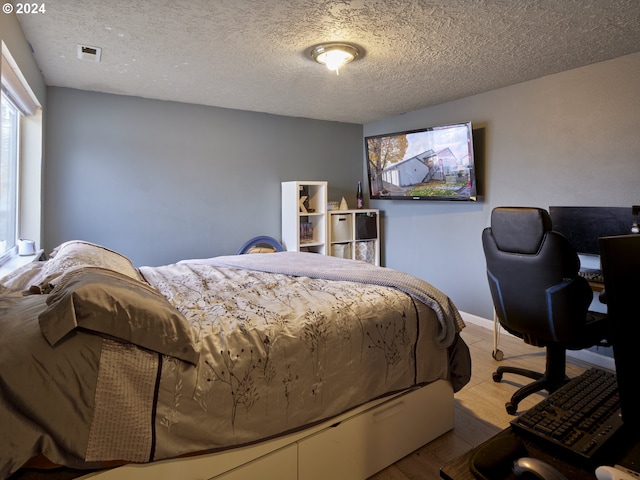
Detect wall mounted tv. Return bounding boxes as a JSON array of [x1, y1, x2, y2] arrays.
[[365, 121, 477, 201]]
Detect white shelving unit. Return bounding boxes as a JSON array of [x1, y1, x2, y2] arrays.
[[328, 209, 380, 266], [282, 181, 381, 265], [281, 181, 328, 254]]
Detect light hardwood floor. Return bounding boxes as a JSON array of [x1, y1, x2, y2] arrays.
[[368, 322, 595, 480]]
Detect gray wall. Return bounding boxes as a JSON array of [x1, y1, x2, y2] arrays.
[[44, 52, 640, 321], [365, 52, 640, 320], [44, 88, 363, 266]]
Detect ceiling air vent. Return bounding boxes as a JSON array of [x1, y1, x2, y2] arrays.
[[77, 44, 102, 62]]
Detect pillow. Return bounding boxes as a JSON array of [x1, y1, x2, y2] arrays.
[[39, 240, 142, 291], [0, 261, 46, 296], [38, 267, 199, 365]]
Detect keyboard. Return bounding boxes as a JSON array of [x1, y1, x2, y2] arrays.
[[579, 268, 605, 284], [510, 368, 623, 463]]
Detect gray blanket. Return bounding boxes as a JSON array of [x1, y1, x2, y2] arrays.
[[180, 251, 465, 347]]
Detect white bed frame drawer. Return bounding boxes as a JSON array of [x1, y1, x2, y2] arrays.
[[211, 444, 297, 480], [76, 380, 453, 480], [298, 380, 454, 480]]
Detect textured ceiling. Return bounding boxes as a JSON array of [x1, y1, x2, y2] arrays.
[[17, 0, 640, 124]]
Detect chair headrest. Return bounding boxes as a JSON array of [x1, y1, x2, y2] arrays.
[[490, 207, 553, 254]]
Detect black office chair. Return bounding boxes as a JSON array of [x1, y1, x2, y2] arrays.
[[236, 235, 284, 254], [482, 207, 610, 414]]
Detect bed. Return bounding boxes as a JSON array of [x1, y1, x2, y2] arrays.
[[0, 240, 471, 480]]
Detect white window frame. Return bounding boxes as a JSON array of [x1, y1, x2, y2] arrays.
[[0, 89, 20, 264], [0, 47, 40, 269]]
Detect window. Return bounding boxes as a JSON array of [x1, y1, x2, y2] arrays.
[[0, 48, 40, 268], [0, 90, 19, 262]]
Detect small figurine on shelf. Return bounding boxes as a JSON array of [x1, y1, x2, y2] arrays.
[[356, 181, 363, 209]]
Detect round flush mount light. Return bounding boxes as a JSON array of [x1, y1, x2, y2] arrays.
[[309, 43, 361, 75]]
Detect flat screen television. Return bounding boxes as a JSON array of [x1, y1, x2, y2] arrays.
[[365, 121, 477, 201]]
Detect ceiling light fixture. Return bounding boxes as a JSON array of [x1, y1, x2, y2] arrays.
[[309, 43, 360, 75]]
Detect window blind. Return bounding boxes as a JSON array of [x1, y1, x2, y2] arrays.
[[1, 54, 38, 116]]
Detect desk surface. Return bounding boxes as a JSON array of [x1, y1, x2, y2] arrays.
[[440, 426, 640, 480]]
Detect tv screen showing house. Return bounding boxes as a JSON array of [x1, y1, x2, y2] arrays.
[[365, 121, 477, 201]]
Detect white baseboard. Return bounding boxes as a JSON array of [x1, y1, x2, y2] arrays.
[[460, 311, 492, 329], [459, 311, 616, 371]]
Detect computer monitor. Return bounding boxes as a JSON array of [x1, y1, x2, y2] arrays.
[[549, 207, 634, 257], [598, 234, 640, 431]]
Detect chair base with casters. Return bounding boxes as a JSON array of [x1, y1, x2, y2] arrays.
[[492, 344, 569, 415]]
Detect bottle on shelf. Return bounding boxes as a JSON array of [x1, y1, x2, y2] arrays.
[[356, 181, 363, 209]]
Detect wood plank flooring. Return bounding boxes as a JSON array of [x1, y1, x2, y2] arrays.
[[367, 322, 595, 480]]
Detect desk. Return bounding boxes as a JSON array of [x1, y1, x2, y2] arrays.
[[587, 280, 605, 293], [440, 426, 640, 480]]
